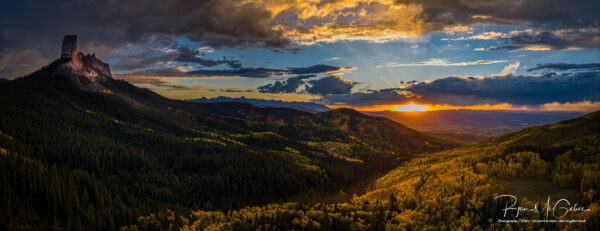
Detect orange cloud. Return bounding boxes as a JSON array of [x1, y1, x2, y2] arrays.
[[330, 101, 600, 112], [258, 0, 427, 44]]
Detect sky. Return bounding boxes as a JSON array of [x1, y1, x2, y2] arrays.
[[1, 0, 599, 112]]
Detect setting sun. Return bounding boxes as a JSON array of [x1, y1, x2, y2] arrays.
[[394, 103, 428, 112]]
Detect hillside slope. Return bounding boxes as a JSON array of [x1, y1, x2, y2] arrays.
[[138, 111, 600, 230], [0, 56, 452, 230]]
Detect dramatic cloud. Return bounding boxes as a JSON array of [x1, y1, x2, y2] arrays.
[[1, 0, 599, 77], [258, 75, 315, 93], [1, 0, 290, 50], [121, 64, 348, 78], [471, 29, 600, 51], [504, 29, 600, 50], [379, 59, 506, 67], [305, 75, 356, 96], [0, 0, 290, 77], [320, 72, 600, 106], [527, 63, 600, 72], [175, 47, 242, 69], [258, 74, 356, 95], [110, 46, 242, 73], [276, 0, 600, 47], [287, 65, 348, 75]]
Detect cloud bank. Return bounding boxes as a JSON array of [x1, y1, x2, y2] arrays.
[[2, 0, 599, 77], [121, 64, 349, 78], [258, 75, 316, 93], [472, 29, 600, 51], [527, 63, 600, 72], [258, 74, 357, 96], [379, 59, 506, 67], [320, 72, 600, 106]]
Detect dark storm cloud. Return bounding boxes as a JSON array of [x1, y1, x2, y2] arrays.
[[110, 46, 243, 72], [408, 0, 600, 31], [504, 29, 600, 50], [0, 0, 290, 77], [409, 0, 600, 50], [0, 0, 288, 50], [320, 72, 600, 106], [320, 88, 407, 106], [472, 29, 600, 51], [257, 75, 316, 93], [2, 0, 599, 53], [287, 65, 346, 75], [1, 0, 599, 77], [527, 63, 600, 72], [111, 51, 178, 72], [305, 75, 356, 96], [286, 65, 349, 75], [188, 64, 344, 78]]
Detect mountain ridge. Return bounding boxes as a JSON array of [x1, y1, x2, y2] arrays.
[[188, 96, 330, 112]]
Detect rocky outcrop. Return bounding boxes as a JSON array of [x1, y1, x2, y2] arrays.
[[55, 35, 113, 92], [59, 53, 112, 82]]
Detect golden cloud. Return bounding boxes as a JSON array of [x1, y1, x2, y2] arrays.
[[252, 0, 600, 48], [254, 0, 427, 44]]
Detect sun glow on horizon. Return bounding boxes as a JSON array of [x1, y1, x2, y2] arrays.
[[394, 103, 428, 112], [327, 100, 600, 113]]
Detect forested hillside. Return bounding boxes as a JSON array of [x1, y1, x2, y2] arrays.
[[128, 111, 600, 230], [0, 61, 452, 230]]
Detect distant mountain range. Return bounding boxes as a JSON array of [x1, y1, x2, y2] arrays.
[[187, 96, 586, 140], [366, 109, 585, 140], [188, 96, 330, 112], [0, 78, 9, 84]]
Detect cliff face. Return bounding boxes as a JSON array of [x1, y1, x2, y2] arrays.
[[55, 35, 113, 92], [59, 53, 112, 82], [61, 35, 78, 59]]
